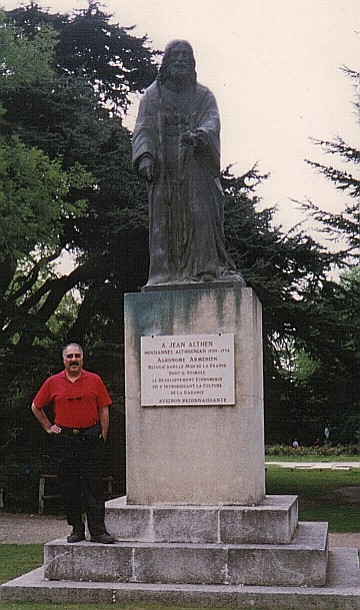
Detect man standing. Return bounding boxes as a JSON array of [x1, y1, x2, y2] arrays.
[[31, 343, 115, 544], [132, 39, 246, 287]]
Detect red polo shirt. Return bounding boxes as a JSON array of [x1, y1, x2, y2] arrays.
[[33, 369, 112, 428]]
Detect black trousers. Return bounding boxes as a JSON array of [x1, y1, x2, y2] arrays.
[[52, 425, 106, 536]]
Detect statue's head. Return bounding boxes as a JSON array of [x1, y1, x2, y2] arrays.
[[158, 40, 197, 86]]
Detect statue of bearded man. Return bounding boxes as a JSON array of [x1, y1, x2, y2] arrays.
[[132, 39, 246, 287]]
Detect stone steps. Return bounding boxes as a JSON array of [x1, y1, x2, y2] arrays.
[[44, 521, 328, 587], [2, 548, 359, 609], [105, 494, 298, 544]]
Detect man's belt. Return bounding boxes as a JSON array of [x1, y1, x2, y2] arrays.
[[59, 423, 100, 438]]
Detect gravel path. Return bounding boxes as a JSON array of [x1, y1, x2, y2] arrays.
[[0, 512, 359, 549], [0, 513, 69, 544]]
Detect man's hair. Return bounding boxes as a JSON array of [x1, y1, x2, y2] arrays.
[[157, 39, 197, 85], [62, 343, 83, 358]]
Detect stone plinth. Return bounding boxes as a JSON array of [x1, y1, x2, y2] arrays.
[[124, 286, 265, 505], [105, 495, 298, 544], [44, 521, 329, 587], [42, 495, 330, 588]]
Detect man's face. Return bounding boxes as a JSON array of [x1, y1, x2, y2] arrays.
[[169, 44, 193, 79], [63, 345, 83, 376]]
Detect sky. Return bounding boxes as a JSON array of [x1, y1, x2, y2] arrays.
[[2, 0, 359, 238]]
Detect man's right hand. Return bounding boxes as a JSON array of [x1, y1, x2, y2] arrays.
[[48, 424, 62, 435]]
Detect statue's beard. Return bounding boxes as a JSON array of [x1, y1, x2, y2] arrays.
[[168, 65, 193, 88]]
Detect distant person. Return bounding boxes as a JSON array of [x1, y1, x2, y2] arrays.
[[292, 439, 299, 449], [31, 343, 115, 544], [132, 39, 246, 286], [324, 424, 331, 440]]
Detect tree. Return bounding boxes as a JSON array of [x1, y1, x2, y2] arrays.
[[0, 7, 94, 462], [291, 267, 359, 445], [301, 67, 359, 263], [0, 3, 156, 477], [0, 7, 91, 349], [0, 135, 89, 293], [0, 9, 57, 92], [288, 67, 360, 444], [0, 3, 157, 355], [5, 2, 158, 114], [222, 167, 342, 443]]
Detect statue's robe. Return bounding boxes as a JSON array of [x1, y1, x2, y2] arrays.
[[132, 80, 242, 286]]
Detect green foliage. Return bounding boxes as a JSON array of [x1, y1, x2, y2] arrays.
[[0, 7, 93, 373], [0, 3, 154, 475], [261, 67, 360, 444], [1, 2, 153, 335], [0, 134, 91, 362], [293, 349, 321, 382], [44, 292, 80, 340], [266, 444, 360, 458], [288, 246, 360, 446], [301, 68, 359, 261], [222, 167, 350, 444], [5, 1, 159, 114], [0, 10, 57, 90], [0, 136, 89, 264]]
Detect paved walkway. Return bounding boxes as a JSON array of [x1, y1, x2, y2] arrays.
[[266, 461, 360, 469]]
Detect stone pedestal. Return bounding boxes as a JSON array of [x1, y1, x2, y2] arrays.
[[124, 286, 265, 505], [3, 285, 359, 608], [104, 495, 299, 545], [45, 497, 329, 588]]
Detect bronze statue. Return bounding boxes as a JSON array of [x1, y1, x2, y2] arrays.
[[132, 40, 245, 287]]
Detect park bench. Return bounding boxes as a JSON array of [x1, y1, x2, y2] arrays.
[[38, 473, 114, 515]]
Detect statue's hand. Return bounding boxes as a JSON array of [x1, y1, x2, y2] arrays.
[[181, 130, 207, 150], [181, 130, 195, 145], [138, 155, 154, 181], [193, 130, 207, 150]]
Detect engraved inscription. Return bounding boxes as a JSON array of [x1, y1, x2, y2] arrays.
[[141, 334, 235, 406]]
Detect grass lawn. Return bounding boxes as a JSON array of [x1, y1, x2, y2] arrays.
[[266, 465, 360, 531], [0, 545, 43, 585]]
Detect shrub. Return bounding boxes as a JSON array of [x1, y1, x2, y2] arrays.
[[265, 443, 359, 457]]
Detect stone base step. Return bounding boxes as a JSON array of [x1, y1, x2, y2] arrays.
[[44, 521, 328, 587], [2, 548, 359, 610], [105, 494, 298, 544]]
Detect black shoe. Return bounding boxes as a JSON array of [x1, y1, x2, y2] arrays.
[[67, 530, 85, 543], [90, 531, 115, 544]]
